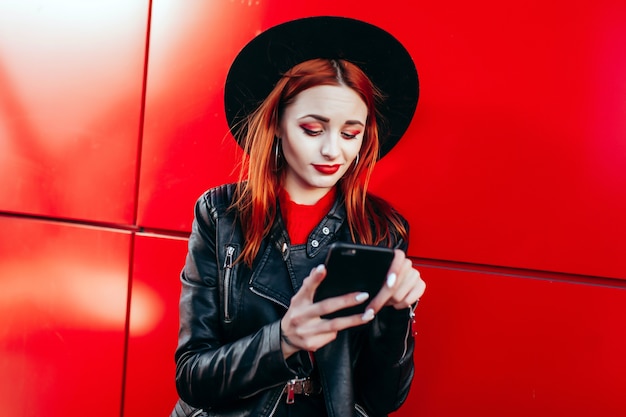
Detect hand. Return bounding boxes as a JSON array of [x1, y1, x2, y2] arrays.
[[365, 249, 425, 315], [280, 264, 375, 358]]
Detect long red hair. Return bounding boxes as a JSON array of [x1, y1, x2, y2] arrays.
[[231, 58, 407, 266]]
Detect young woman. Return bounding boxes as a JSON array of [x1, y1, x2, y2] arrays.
[[171, 16, 425, 417]]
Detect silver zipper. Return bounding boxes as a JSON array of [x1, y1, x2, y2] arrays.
[[267, 387, 286, 417], [249, 287, 288, 309], [223, 245, 235, 322], [400, 307, 415, 359], [355, 403, 370, 417], [402, 322, 411, 358], [189, 409, 204, 417]]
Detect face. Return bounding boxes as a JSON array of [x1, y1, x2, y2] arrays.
[[277, 84, 368, 204]]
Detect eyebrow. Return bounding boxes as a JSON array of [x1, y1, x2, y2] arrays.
[[300, 114, 365, 127]]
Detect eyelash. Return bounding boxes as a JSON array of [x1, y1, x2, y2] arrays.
[[301, 127, 359, 140], [302, 127, 322, 136]]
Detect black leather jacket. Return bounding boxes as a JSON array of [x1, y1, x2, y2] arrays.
[[171, 183, 415, 417]]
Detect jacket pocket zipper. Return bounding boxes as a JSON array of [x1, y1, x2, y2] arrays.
[[355, 403, 370, 417], [267, 385, 288, 417], [223, 245, 235, 322]]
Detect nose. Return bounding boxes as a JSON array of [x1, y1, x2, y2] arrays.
[[320, 132, 341, 160]]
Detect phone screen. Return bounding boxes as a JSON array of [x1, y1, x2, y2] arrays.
[[314, 242, 394, 318]]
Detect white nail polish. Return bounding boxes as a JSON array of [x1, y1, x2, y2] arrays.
[[386, 272, 397, 288], [361, 308, 375, 321], [355, 292, 369, 302], [315, 264, 325, 273]]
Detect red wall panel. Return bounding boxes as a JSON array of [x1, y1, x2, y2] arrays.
[[1, 1, 624, 416], [368, 0, 626, 279], [137, 0, 265, 232], [0, 216, 131, 417], [138, 0, 625, 278], [123, 233, 187, 416], [0, 1, 149, 224], [395, 264, 626, 417]]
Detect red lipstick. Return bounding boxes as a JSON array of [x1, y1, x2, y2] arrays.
[[313, 164, 341, 175]]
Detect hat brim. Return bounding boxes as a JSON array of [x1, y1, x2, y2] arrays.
[[224, 16, 419, 159]]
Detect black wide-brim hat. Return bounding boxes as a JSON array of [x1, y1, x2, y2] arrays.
[[224, 16, 419, 159]]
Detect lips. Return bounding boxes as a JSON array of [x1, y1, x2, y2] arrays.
[[313, 164, 341, 175]]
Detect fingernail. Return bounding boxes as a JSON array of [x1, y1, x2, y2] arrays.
[[315, 264, 325, 273], [386, 272, 397, 288], [361, 308, 375, 321], [355, 292, 369, 302]]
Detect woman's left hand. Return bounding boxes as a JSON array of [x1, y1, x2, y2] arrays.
[[364, 249, 425, 315]]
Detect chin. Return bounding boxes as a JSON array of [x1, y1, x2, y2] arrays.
[[303, 180, 335, 191]]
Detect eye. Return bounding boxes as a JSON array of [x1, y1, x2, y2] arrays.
[[342, 130, 361, 140], [301, 125, 323, 136]]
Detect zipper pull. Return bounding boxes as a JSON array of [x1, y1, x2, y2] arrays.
[[223, 246, 235, 322], [409, 302, 418, 337], [286, 380, 295, 404], [224, 246, 235, 269]]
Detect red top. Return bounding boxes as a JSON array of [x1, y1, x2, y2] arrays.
[[279, 188, 337, 245]]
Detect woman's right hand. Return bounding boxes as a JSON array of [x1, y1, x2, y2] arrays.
[[279, 264, 374, 358]]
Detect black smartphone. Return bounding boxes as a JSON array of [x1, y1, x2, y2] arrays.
[[313, 242, 394, 319]]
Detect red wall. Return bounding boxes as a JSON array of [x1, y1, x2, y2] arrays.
[[1, 1, 625, 416]]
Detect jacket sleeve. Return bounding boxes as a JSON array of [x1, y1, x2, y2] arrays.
[[355, 306, 415, 414], [174, 192, 298, 409], [355, 217, 416, 414]]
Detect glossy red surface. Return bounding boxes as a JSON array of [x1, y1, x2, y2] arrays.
[[136, 1, 258, 232], [139, 0, 626, 279], [0, 216, 131, 417], [1, 1, 625, 416], [394, 264, 626, 417], [123, 233, 187, 416], [0, 1, 149, 224], [372, 0, 626, 278]]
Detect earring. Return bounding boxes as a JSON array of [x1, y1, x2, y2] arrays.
[[352, 153, 360, 172], [274, 139, 282, 170]]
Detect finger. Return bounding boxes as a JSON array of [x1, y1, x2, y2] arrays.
[[389, 267, 421, 303], [283, 294, 373, 352], [294, 264, 327, 301], [287, 264, 354, 328], [386, 249, 409, 288], [366, 250, 412, 313], [401, 284, 426, 308], [298, 310, 376, 346], [319, 311, 376, 333], [313, 291, 371, 318], [365, 285, 390, 314], [388, 270, 425, 309]]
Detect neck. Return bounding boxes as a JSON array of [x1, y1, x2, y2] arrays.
[[283, 185, 335, 205]]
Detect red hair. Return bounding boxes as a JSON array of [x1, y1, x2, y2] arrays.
[[231, 58, 407, 266]]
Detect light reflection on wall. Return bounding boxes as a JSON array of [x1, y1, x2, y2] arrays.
[[0, 216, 163, 415], [137, 0, 267, 230], [0, 253, 163, 334], [0, 1, 149, 224], [0, 1, 149, 143]]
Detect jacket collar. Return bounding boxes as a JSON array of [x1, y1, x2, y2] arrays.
[[269, 190, 347, 259]]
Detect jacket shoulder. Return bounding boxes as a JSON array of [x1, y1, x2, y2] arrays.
[[366, 193, 408, 223], [196, 183, 238, 220], [365, 193, 410, 250]]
